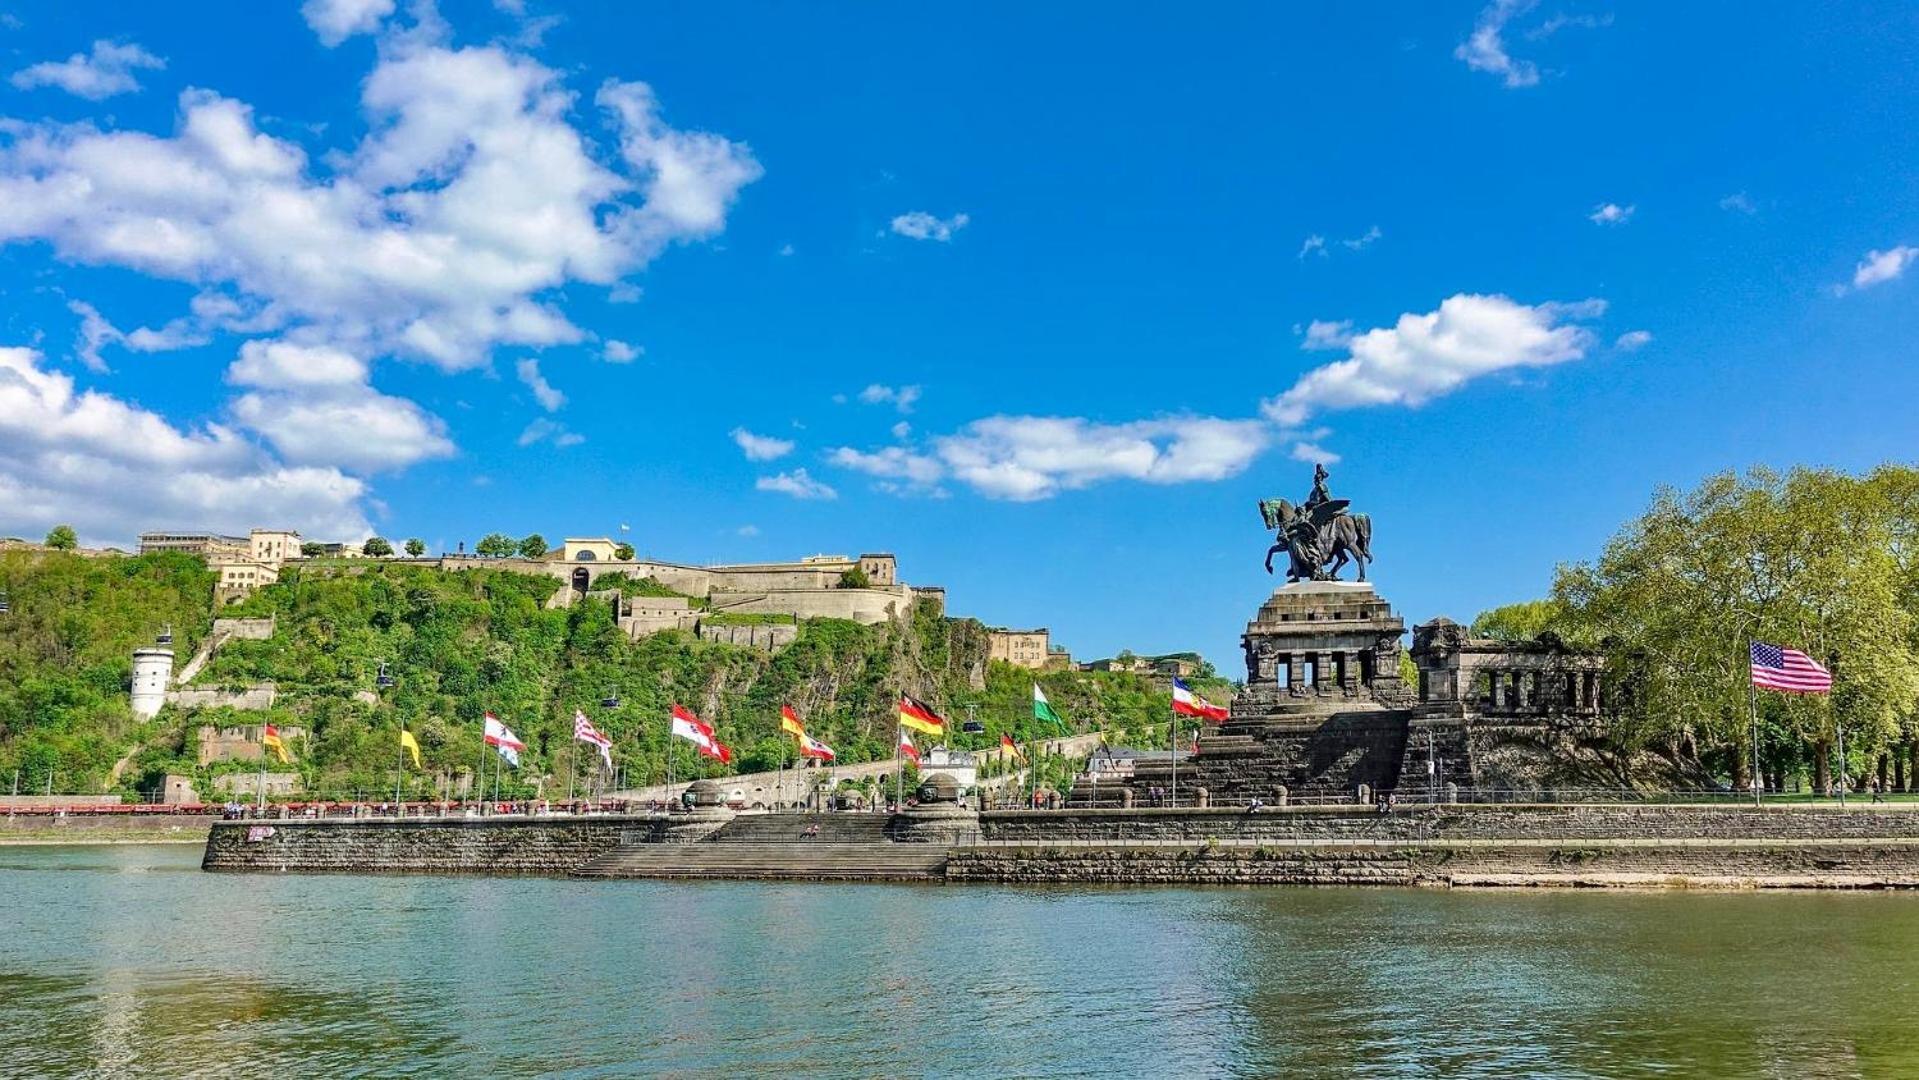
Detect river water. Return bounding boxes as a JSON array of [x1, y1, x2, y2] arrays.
[[4, 845, 1918, 1077]]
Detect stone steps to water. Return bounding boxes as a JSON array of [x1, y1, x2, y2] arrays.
[[574, 840, 946, 881]]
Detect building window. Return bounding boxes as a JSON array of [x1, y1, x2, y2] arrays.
[[577, 551, 597, 561]]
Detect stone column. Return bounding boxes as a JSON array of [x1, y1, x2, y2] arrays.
[[1316, 651, 1334, 692], [1288, 653, 1307, 693], [1514, 672, 1530, 711]]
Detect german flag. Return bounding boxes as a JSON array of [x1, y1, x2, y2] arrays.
[[1000, 733, 1023, 760], [897, 694, 945, 736], [780, 704, 806, 738], [261, 723, 291, 764]]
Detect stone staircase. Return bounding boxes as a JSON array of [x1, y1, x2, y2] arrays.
[[573, 840, 947, 880]]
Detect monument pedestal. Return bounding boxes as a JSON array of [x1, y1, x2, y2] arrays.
[[1129, 581, 1422, 803]]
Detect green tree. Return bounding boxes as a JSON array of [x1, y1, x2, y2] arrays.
[[43, 525, 77, 550], [837, 566, 870, 589], [1554, 467, 1919, 790], [476, 533, 515, 558], [518, 534, 549, 560], [362, 536, 393, 557], [300, 542, 327, 557], [614, 542, 635, 561], [1470, 599, 1564, 641], [404, 538, 426, 558]]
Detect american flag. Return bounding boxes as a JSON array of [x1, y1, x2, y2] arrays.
[[1750, 642, 1832, 694]]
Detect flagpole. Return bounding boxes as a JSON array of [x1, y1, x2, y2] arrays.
[[474, 719, 487, 813], [1745, 637, 1762, 808], [895, 720, 903, 811], [1832, 651, 1846, 807], [1170, 709, 1178, 809], [256, 727, 267, 813], [567, 716, 578, 806], [394, 722, 405, 811]]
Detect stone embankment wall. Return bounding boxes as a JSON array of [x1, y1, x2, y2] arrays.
[[945, 842, 1919, 888], [201, 816, 650, 875], [980, 804, 1919, 844]]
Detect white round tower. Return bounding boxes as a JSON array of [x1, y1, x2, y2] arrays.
[[130, 646, 174, 720]]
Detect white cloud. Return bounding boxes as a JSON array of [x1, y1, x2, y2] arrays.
[[11, 40, 164, 99], [67, 299, 209, 372], [1851, 246, 1917, 290], [516, 417, 583, 448], [1263, 293, 1604, 427], [1614, 329, 1653, 351], [889, 211, 969, 242], [857, 383, 920, 412], [933, 415, 1269, 502], [1456, 0, 1540, 88], [1297, 235, 1326, 260], [0, 12, 754, 528], [756, 468, 836, 500], [0, 39, 757, 377], [1300, 319, 1355, 351], [1289, 441, 1340, 465], [1342, 225, 1382, 251], [890, 420, 912, 439], [601, 339, 640, 363], [301, 0, 396, 46], [1589, 202, 1635, 226], [1719, 192, 1757, 215], [0, 345, 369, 543], [829, 445, 946, 495], [778, 243, 795, 257], [730, 427, 794, 462], [516, 356, 564, 412], [736, 524, 759, 537]]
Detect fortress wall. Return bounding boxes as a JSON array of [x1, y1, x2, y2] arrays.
[[710, 587, 910, 624], [209, 617, 275, 640], [168, 685, 277, 711]]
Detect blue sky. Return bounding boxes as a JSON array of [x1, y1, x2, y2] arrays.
[[0, 1, 1914, 670]]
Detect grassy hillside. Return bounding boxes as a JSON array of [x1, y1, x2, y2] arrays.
[[0, 554, 1234, 799]]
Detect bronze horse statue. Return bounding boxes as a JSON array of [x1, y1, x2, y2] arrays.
[[1259, 497, 1372, 582]]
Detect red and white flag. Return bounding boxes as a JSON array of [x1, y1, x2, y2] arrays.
[[574, 709, 614, 770], [669, 704, 732, 763], [896, 727, 920, 765], [1172, 678, 1229, 721], [484, 711, 525, 767], [797, 731, 836, 762]]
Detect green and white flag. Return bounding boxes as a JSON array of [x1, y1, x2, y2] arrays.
[[1033, 683, 1066, 728]]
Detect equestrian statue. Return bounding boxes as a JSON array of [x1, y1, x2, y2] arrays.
[[1259, 463, 1373, 582]]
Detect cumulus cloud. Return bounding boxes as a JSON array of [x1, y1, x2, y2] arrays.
[[889, 211, 969, 242], [1614, 329, 1653, 350], [1296, 235, 1326, 260], [301, 0, 397, 46], [0, 345, 369, 543], [10, 40, 164, 99], [1263, 293, 1604, 427], [832, 415, 1262, 503], [1719, 192, 1757, 215], [0, 10, 755, 533], [516, 356, 564, 412], [1850, 246, 1917, 290], [0, 38, 757, 375], [857, 383, 920, 412], [1589, 202, 1635, 226], [730, 427, 794, 462], [602, 339, 640, 363], [756, 468, 836, 500], [1289, 441, 1340, 465], [829, 444, 946, 496]]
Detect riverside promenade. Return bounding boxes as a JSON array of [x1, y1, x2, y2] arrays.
[[202, 801, 1919, 888]]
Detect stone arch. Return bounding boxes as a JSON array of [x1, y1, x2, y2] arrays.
[[571, 567, 590, 595]]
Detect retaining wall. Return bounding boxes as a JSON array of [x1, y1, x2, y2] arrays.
[[980, 804, 1919, 844], [201, 815, 650, 875], [946, 841, 1919, 888]]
